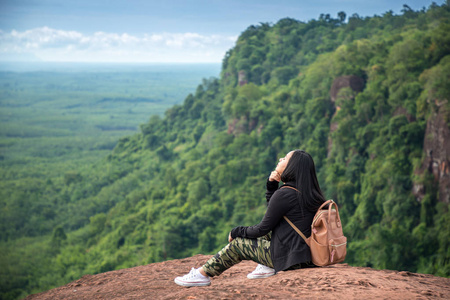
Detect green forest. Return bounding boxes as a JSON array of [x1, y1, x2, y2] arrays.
[[2, 3, 450, 299]]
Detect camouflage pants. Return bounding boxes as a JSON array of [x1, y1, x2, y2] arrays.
[[202, 233, 273, 277]]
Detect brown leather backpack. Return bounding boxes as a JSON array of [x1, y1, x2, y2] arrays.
[[282, 186, 347, 266]]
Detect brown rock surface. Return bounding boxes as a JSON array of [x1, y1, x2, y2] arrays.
[[25, 254, 450, 300]]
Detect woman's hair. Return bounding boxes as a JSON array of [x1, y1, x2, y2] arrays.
[[281, 150, 325, 212]]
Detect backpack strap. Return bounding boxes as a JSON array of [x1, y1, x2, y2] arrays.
[[281, 186, 310, 246], [283, 216, 310, 246], [283, 186, 341, 227], [281, 185, 299, 193]]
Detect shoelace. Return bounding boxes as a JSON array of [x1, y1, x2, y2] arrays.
[[183, 268, 197, 279], [254, 264, 271, 273]]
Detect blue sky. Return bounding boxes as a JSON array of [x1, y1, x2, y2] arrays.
[[0, 0, 443, 63]]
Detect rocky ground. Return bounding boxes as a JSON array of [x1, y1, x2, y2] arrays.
[[26, 254, 450, 299]]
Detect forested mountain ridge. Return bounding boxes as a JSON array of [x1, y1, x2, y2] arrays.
[[2, 3, 450, 299]]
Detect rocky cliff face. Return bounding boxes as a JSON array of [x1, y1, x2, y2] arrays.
[[414, 103, 450, 203], [238, 70, 248, 86], [393, 107, 416, 123], [227, 116, 260, 136], [328, 75, 365, 155], [329, 75, 365, 103], [328, 75, 449, 204]]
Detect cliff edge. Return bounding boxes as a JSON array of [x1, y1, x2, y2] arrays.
[[25, 254, 450, 299]]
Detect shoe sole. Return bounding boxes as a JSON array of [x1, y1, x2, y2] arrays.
[[174, 278, 211, 287], [247, 273, 276, 279]]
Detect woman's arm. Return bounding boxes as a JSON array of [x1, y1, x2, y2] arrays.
[[231, 189, 293, 239], [265, 171, 281, 204]]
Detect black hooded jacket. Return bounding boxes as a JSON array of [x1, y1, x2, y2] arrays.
[[230, 179, 315, 272]]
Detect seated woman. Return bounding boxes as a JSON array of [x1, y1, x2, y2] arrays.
[[174, 150, 326, 287]]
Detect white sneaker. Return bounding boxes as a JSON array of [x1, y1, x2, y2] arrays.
[[247, 264, 276, 279], [174, 268, 211, 287]]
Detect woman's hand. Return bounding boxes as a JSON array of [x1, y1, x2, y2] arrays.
[[269, 170, 281, 182], [228, 232, 233, 243]]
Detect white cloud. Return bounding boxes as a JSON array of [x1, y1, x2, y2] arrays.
[[0, 27, 238, 63]]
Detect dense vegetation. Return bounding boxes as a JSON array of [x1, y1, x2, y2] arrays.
[[0, 64, 220, 298], [2, 3, 450, 299]]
